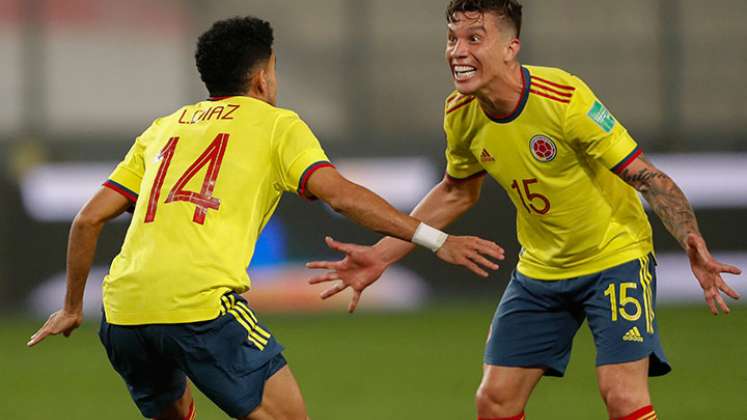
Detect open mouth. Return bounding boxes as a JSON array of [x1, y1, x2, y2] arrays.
[[453, 65, 477, 81]]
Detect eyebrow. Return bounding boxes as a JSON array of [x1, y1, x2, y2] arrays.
[[448, 24, 487, 34]]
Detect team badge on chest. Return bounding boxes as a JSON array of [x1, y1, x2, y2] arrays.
[[529, 135, 557, 162]]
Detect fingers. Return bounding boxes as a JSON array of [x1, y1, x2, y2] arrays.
[[704, 287, 731, 316], [718, 262, 742, 276], [475, 239, 506, 261], [714, 292, 731, 315], [308, 271, 340, 285], [348, 291, 362, 314], [705, 292, 719, 316], [324, 236, 357, 254], [463, 259, 489, 278], [27, 327, 51, 347], [305, 261, 338, 270], [718, 280, 741, 300], [469, 253, 500, 271], [320, 283, 348, 300]]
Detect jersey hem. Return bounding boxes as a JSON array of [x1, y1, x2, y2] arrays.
[[103, 307, 223, 325], [516, 245, 653, 280]]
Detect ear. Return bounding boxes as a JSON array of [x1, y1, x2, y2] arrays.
[[504, 37, 521, 62], [254, 68, 268, 97]]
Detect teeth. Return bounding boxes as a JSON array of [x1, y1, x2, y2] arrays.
[[454, 65, 475, 72], [454, 69, 476, 80]]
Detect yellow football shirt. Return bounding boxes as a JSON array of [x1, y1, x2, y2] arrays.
[[102, 96, 331, 325], [444, 65, 652, 280]]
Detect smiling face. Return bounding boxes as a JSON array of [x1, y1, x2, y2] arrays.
[[445, 11, 520, 95]]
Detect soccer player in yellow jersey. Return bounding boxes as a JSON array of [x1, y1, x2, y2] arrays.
[[307, 1, 743, 420], [25, 16, 504, 420]]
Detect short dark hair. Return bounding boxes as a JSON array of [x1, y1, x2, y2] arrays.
[[446, 0, 523, 38], [195, 16, 274, 97]]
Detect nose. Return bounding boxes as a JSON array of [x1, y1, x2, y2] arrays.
[[449, 39, 468, 60]]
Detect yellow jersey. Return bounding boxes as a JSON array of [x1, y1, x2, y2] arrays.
[[444, 65, 652, 280], [102, 96, 331, 325]]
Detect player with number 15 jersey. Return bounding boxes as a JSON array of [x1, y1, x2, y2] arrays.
[[444, 64, 652, 279]]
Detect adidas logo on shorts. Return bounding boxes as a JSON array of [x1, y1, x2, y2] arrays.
[[622, 327, 644, 343]]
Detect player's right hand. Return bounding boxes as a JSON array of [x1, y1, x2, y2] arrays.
[[27, 309, 83, 347], [436, 235, 505, 277], [686, 233, 742, 315], [307, 236, 389, 313]]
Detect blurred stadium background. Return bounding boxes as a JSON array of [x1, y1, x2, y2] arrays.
[[1, 0, 745, 418]]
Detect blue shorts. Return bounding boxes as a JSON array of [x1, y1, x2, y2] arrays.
[[98, 292, 285, 418], [485, 254, 670, 377]]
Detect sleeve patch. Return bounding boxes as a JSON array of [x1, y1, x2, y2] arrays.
[[587, 100, 616, 133]]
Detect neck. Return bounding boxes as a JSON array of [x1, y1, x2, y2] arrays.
[[475, 61, 524, 117], [247, 88, 273, 106]]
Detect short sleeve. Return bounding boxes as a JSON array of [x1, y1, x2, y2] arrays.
[[103, 136, 145, 204], [273, 114, 332, 196], [565, 78, 641, 174], [444, 116, 484, 180]]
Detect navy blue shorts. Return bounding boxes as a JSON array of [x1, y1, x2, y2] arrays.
[[485, 254, 670, 377], [99, 292, 285, 418]]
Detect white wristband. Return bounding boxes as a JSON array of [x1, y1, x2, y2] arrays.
[[411, 223, 448, 252]]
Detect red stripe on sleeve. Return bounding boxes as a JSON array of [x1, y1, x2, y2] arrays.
[[103, 180, 137, 203], [298, 162, 335, 199], [613, 148, 642, 174]]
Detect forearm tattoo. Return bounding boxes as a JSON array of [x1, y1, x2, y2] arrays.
[[619, 158, 700, 249]]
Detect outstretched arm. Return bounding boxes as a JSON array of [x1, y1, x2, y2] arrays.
[[618, 154, 742, 315], [369, 172, 487, 266], [307, 172, 500, 312], [27, 187, 132, 347]]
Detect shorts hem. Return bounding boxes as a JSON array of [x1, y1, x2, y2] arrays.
[[137, 380, 187, 418], [596, 351, 671, 377], [482, 359, 564, 377], [223, 353, 288, 418]]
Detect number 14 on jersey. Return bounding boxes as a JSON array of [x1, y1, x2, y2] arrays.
[[145, 133, 229, 225]]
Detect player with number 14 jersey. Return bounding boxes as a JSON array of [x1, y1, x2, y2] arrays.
[[103, 97, 329, 325]]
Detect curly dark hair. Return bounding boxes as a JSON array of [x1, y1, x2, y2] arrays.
[[446, 0, 523, 38], [195, 16, 274, 97]]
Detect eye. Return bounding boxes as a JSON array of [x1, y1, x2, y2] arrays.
[[470, 34, 481, 42]]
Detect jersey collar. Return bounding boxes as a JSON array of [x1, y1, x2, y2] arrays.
[[483, 66, 531, 124]]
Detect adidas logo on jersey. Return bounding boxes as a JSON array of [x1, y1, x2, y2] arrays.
[[623, 327, 644, 343], [480, 148, 495, 162]]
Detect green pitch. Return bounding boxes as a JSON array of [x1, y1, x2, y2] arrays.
[[3, 303, 745, 419]]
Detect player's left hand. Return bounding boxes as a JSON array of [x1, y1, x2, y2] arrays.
[[306, 236, 389, 313], [27, 309, 83, 347], [686, 234, 742, 315]]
